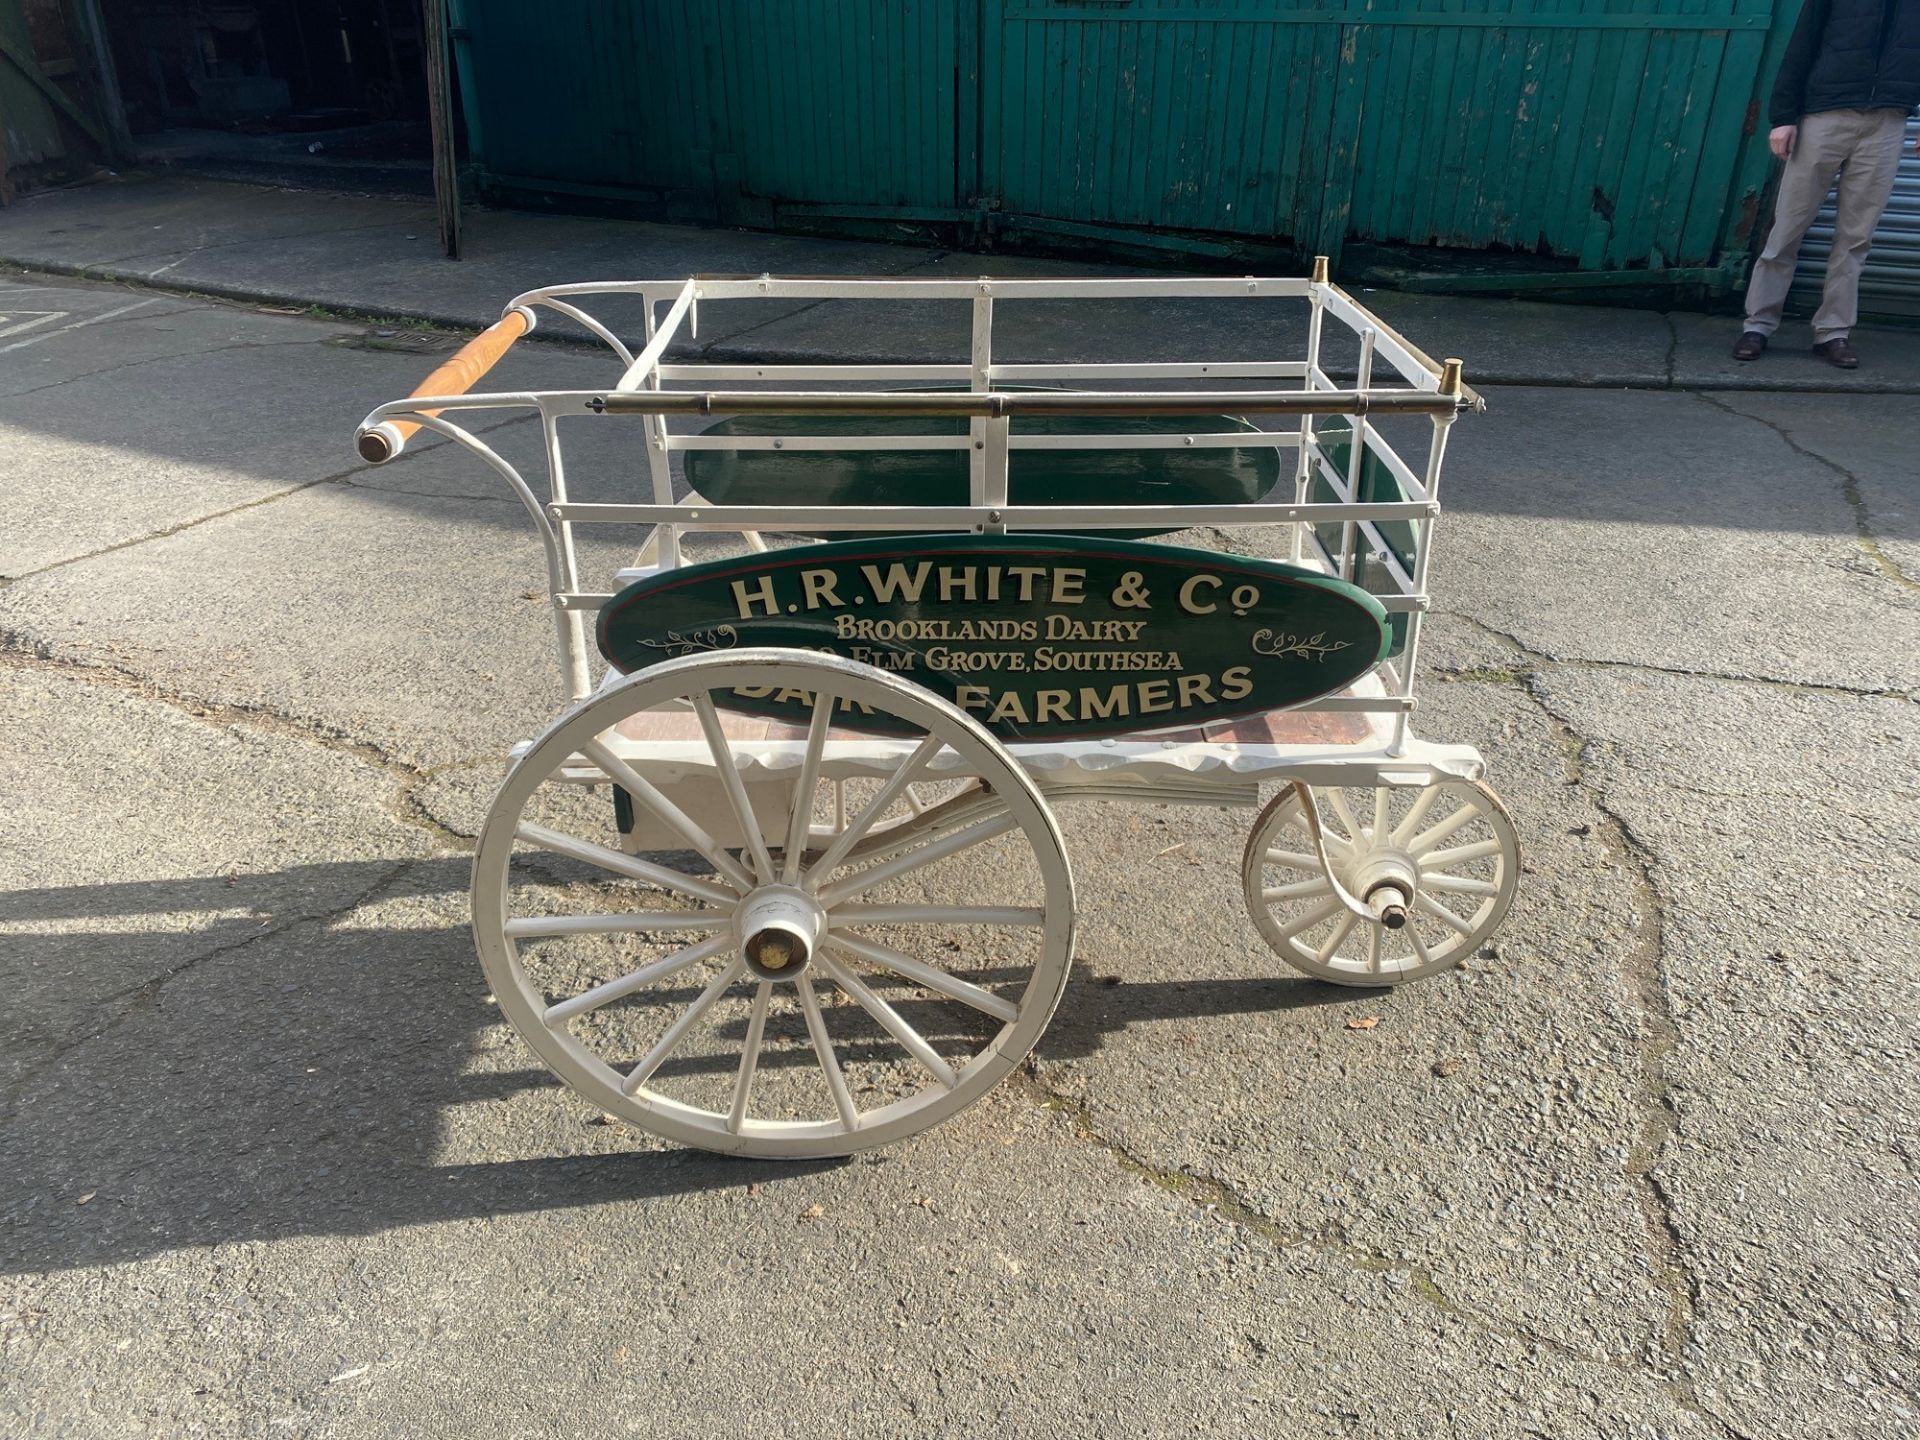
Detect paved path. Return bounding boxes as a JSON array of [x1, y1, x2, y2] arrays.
[[0, 271, 1915, 1439], [5, 176, 1919, 393]]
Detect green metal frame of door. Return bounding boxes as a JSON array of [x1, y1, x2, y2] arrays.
[[451, 0, 1793, 286]]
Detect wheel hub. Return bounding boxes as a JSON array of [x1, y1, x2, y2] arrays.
[[735, 886, 827, 980], [1346, 846, 1420, 930]]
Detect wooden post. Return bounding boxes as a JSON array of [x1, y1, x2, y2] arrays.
[[424, 0, 461, 259]]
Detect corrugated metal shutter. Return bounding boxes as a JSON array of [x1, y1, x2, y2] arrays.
[[1791, 115, 1920, 321]]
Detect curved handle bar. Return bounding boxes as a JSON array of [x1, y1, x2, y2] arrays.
[[356, 307, 535, 463]]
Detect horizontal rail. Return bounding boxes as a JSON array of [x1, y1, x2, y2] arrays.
[[656, 363, 971, 382], [547, 500, 1436, 527], [664, 431, 1294, 453], [669, 434, 972, 453], [589, 388, 1467, 419], [991, 361, 1310, 380], [1320, 285, 1485, 409], [507, 276, 1314, 308]]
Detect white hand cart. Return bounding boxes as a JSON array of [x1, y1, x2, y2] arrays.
[[355, 266, 1518, 1158]]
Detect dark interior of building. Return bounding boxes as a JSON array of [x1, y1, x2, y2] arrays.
[[99, 0, 438, 193]]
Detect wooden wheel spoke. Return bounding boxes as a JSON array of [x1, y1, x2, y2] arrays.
[[796, 974, 859, 1130], [826, 933, 1020, 1025], [515, 822, 738, 905], [1316, 912, 1359, 965], [1372, 787, 1390, 842], [620, 956, 746, 1095], [818, 953, 958, 1090], [830, 903, 1045, 927], [507, 910, 727, 940], [1407, 923, 1435, 969], [727, 982, 773, 1135], [1263, 848, 1326, 872], [1327, 788, 1364, 843], [1390, 785, 1442, 845], [1272, 895, 1343, 944], [1415, 893, 1476, 937], [544, 933, 733, 1026], [1423, 836, 1505, 869], [1366, 924, 1382, 974], [1422, 873, 1498, 898], [1408, 800, 1484, 856], [814, 810, 1017, 907], [1262, 878, 1332, 904], [780, 695, 836, 884], [804, 734, 944, 883], [692, 693, 775, 884], [584, 739, 757, 892]]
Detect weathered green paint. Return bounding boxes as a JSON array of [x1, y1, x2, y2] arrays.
[[684, 408, 1281, 540], [597, 534, 1389, 741], [457, 0, 1792, 287], [1309, 418, 1417, 659]]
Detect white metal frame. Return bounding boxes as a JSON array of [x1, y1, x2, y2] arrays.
[[356, 273, 1486, 796]]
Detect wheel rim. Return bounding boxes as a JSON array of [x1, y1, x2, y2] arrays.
[[473, 650, 1075, 1158], [1242, 779, 1518, 985]]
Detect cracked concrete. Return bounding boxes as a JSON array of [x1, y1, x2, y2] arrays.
[[3, 269, 1915, 1438]]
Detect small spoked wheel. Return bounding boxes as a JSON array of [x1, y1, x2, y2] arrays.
[[1242, 779, 1519, 986], [472, 650, 1075, 1158]]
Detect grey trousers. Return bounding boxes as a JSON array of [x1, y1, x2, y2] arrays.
[[1743, 107, 1908, 342]]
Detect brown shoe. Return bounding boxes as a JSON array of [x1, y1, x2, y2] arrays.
[[1732, 330, 1767, 361], [1813, 337, 1859, 369]]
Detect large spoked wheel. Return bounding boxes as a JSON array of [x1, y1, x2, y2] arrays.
[[1242, 779, 1519, 987], [472, 650, 1075, 1158]]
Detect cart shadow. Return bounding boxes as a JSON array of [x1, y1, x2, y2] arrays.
[[1, 856, 1346, 1275]]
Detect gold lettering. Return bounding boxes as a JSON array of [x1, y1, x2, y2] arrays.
[[1079, 684, 1130, 720], [800, 569, 844, 609], [988, 691, 1030, 725], [955, 684, 990, 714], [1007, 565, 1048, 601], [938, 566, 977, 601], [861, 562, 931, 603], [1179, 574, 1221, 615], [1137, 679, 1174, 713], [1178, 674, 1214, 708], [731, 575, 780, 619], [1220, 666, 1253, 701], [1035, 690, 1072, 724], [1052, 568, 1086, 604]]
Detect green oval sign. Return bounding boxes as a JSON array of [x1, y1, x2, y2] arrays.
[[598, 534, 1389, 741]]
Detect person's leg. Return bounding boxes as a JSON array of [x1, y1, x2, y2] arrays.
[[1812, 109, 1907, 343], [1742, 111, 1852, 336]]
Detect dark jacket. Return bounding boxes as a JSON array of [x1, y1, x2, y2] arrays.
[[1769, 0, 1920, 125]]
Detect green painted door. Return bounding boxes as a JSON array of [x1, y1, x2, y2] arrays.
[[455, 0, 1789, 277]]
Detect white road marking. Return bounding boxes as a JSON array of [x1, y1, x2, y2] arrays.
[[0, 312, 67, 342], [0, 298, 160, 356]]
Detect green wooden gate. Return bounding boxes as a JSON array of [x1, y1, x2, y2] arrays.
[[454, 0, 1794, 283]]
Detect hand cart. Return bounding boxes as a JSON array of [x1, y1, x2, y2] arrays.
[[355, 266, 1519, 1158]]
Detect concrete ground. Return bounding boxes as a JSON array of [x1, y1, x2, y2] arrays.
[[0, 216, 1916, 1439]]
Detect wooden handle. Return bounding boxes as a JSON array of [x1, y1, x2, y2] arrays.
[[357, 309, 532, 462]]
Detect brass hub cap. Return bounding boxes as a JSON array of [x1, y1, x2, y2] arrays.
[[735, 886, 827, 981]]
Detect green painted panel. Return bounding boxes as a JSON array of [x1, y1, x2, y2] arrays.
[[683, 407, 1282, 540], [1308, 417, 1417, 658], [455, 0, 1791, 280], [597, 533, 1390, 740]]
